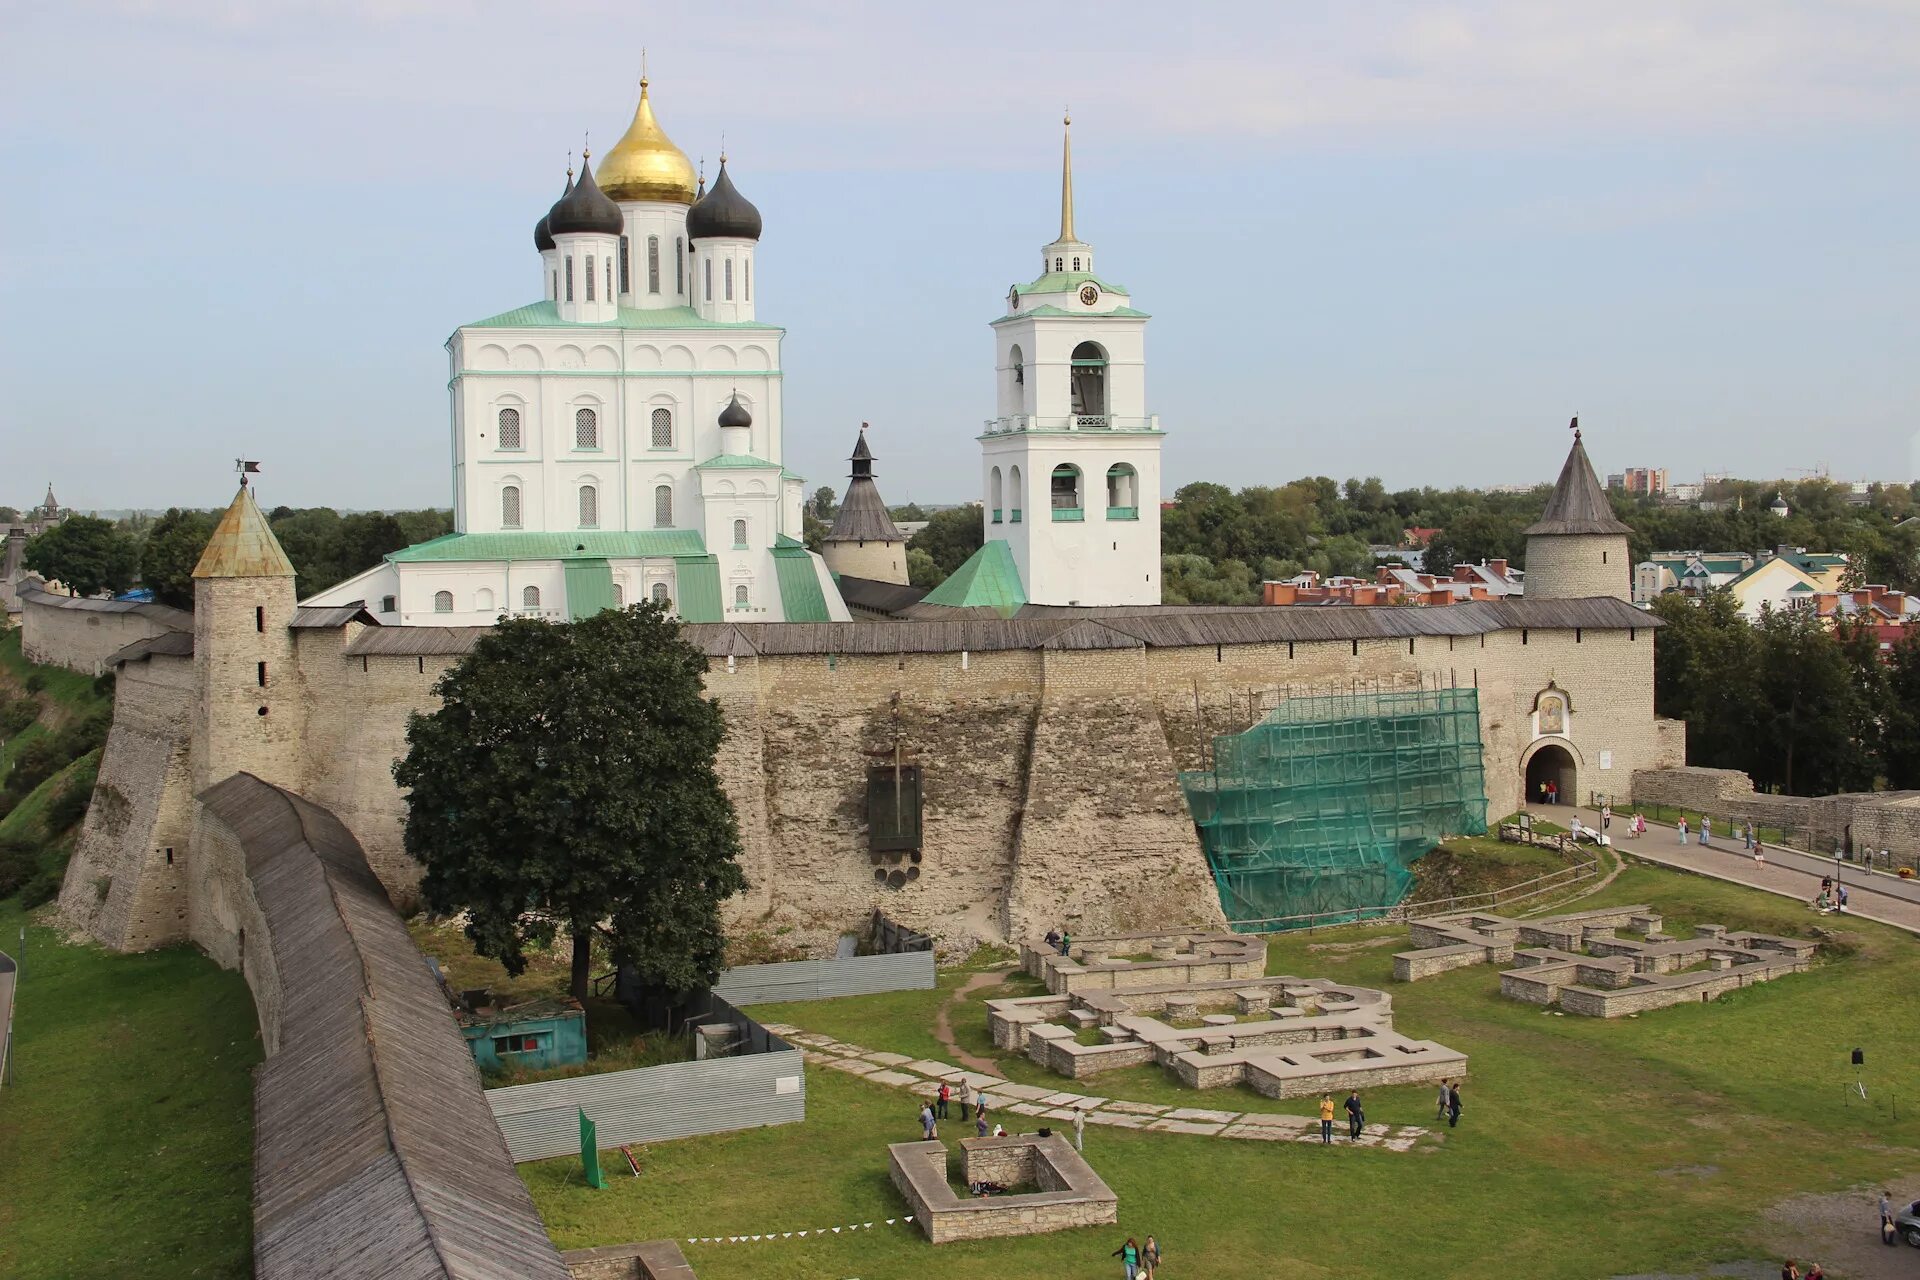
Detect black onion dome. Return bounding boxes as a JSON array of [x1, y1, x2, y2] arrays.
[[685, 159, 762, 241], [534, 171, 569, 251], [718, 392, 753, 428], [546, 158, 624, 237]]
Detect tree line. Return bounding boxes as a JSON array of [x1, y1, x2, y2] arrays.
[[21, 506, 453, 608]]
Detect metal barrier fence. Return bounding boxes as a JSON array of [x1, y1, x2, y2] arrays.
[[485, 1044, 806, 1162], [869, 908, 933, 954], [710, 950, 936, 1006]]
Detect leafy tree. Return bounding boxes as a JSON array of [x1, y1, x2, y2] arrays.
[[1883, 631, 1920, 789], [907, 505, 985, 579], [888, 502, 927, 523], [0, 506, 19, 524], [810, 486, 838, 520], [394, 605, 747, 1003], [1750, 606, 1876, 795], [23, 515, 137, 598], [394, 508, 454, 546], [1648, 591, 1761, 776], [1422, 511, 1529, 576], [906, 547, 941, 590], [139, 508, 217, 609]]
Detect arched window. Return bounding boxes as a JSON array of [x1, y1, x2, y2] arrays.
[[475, 587, 494, 612], [565, 255, 574, 301], [647, 235, 661, 293], [744, 260, 750, 301], [523, 585, 541, 609], [1054, 257, 1063, 271], [654, 484, 673, 528], [1009, 343, 1024, 387], [575, 407, 598, 448], [1106, 463, 1138, 514], [1009, 465, 1023, 522], [989, 467, 1003, 522], [651, 581, 669, 603], [1070, 341, 1108, 423], [619, 235, 630, 293], [612, 582, 625, 607], [606, 258, 612, 299], [733, 584, 749, 610], [432, 590, 453, 613], [650, 406, 672, 448], [732, 518, 748, 547], [497, 407, 522, 449], [675, 238, 685, 293], [585, 254, 596, 301], [501, 484, 522, 528], [1051, 463, 1083, 515], [704, 257, 712, 301], [550, 270, 557, 300], [724, 258, 734, 300], [1072, 257, 1080, 270], [578, 484, 598, 528]]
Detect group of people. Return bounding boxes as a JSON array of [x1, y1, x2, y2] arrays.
[[1312, 1083, 1462, 1145], [920, 1083, 1003, 1140], [1043, 927, 1072, 956], [1111, 1233, 1163, 1279], [1813, 875, 1850, 913]]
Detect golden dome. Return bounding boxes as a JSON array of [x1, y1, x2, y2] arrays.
[[596, 80, 698, 205]]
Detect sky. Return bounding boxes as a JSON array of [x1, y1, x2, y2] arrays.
[[2, 1, 1917, 513]]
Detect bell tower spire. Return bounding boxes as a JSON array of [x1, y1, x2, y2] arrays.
[[1058, 111, 1075, 243]]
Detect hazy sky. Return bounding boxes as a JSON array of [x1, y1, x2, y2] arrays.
[[4, 1, 1917, 513]]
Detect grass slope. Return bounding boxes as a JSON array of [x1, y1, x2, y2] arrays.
[[0, 629, 111, 721], [525, 863, 1920, 1279], [0, 898, 260, 1280]]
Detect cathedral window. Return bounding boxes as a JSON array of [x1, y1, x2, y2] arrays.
[[744, 260, 750, 301], [501, 484, 522, 528], [619, 236, 630, 293], [1054, 257, 1063, 271], [647, 236, 661, 293], [523, 585, 541, 610], [575, 407, 599, 449], [585, 254, 596, 301], [578, 485, 598, 528], [654, 484, 673, 528], [612, 582, 624, 607], [651, 581, 671, 609], [650, 406, 672, 448], [675, 238, 684, 293], [724, 258, 734, 300], [1072, 257, 1080, 270], [497, 407, 522, 449], [705, 258, 712, 301], [732, 518, 748, 547], [433, 590, 453, 613], [565, 255, 574, 301], [733, 584, 749, 610]]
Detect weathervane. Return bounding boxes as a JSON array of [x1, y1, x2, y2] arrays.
[[1569, 415, 1581, 443], [234, 459, 261, 489]]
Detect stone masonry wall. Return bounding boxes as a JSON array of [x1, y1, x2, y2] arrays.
[[55, 654, 198, 950], [186, 814, 283, 1052], [20, 592, 184, 675]]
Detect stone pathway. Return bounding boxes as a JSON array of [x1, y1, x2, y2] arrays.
[[765, 1023, 1439, 1151]]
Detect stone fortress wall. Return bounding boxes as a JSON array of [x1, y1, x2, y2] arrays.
[[1632, 765, 1920, 868], [18, 582, 191, 675], [60, 597, 1685, 954]]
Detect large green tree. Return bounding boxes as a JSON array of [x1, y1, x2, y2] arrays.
[[906, 505, 985, 583], [394, 605, 747, 1003], [24, 515, 138, 598], [1883, 631, 1920, 789], [140, 507, 217, 609]]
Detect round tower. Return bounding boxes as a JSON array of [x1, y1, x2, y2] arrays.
[[687, 156, 762, 324], [822, 425, 910, 585], [546, 155, 624, 323], [1523, 422, 1633, 601]]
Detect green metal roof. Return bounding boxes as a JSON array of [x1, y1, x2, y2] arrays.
[[771, 544, 833, 622], [388, 530, 707, 562], [692, 453, 780, 470], [562, 559, 619, 619], [775, 533, 806, 550], [1017, 270, 1128, 295], [673, 555, 723, 622], [919, 540, 1028, 618], [461, 300, 778, 331], [992, 303, 1152, 325]]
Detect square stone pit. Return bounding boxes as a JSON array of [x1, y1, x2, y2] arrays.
[[887, 1134, 1118, 1244]]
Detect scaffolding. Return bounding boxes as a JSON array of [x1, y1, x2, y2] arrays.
[[1179, 685, 1489, 932]]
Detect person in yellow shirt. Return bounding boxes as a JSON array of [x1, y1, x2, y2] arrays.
[[1318, 1093, 1335, 1145]]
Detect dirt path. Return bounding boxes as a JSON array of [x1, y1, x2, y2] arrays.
[[930, 968, 1012, 1074]]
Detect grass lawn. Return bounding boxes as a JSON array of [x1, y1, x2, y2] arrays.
[[0, 896, 260, 1280], [526, 862, 1920, 1279], [0, 628, 111, 722]]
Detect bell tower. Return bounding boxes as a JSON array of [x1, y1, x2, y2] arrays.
[[980, 114, 1162, 606]]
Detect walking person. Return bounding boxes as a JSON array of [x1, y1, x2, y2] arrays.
[[1837, 884, 1849, 913], [1700, 816, 1712, 847], [1436, 1080, 1452, 1122], [1112, 1236, 1142, 1280], [1632, 813, 1646, 839], [1319, 1092, 1336, 1144], [976, 1108, 990, 1138], [1677, 816, 1688, 844], [1074, 1104, 1086, 1153], [1547, 779, 1558, 806], [920, 1103, 937, 1140], [1881, 1190, 1897, 1245], [1345, 1090, 1365, 1141], [1754, 835, 1766, 866], [1744, 822, 1754, 851], [974, 1086, 989, 1120], [1143, 1234, 1162, 1279], [1601, 802, 1611, 833], [936, 1081, 950, 1121], [1447, 1082, 1463, 1129]]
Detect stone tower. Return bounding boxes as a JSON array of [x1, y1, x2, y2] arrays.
[[822, 426, 909, 585], [192, 480, 303, 793], [1523, 425, 1633, 601]]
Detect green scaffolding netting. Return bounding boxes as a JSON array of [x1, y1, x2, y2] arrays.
[[1179, 687, 1489, 932]]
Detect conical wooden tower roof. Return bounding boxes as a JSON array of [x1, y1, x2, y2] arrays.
[[1524, 434, 1632, 537], [193, 484, 296, 578]]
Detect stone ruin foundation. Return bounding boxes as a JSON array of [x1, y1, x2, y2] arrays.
[[888, 1133, 1118, 1244]]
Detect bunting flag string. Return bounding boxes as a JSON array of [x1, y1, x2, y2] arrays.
[[686, 1217, 912, 1245]]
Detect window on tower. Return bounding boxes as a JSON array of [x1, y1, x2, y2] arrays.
[[501, 484, 522, 528], [1072, 257, 1080, 270], [575, 407, 598, 449], [619, 235, 630, 293], [606, 259, 612, 298], [744, 261, 750, 301], [1054, 257, 1063, 271], [705, 258, 712, 301], [1050, 464, 1083, 520], [585, 254, 596, 301], [1070, 341, 1109, 424], [1009, 343, 1024, 387], [648, 236, 661, 293], [1106, 464, 1139, 518], [650, 406, 672, 448], [654, 484, 673, 528], [675, 238, 684, 293], [724, 258, 734, 300], [1009, 464, 1023, 522], [989, 467, 1003, 523], [497, 407, 522, 449], [579, 484, 598, 528], [565, 255, 574, 302]]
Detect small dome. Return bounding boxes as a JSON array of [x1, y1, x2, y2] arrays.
[[534, 172, 567, 251], [598, 81, 698, 205], [546, 158, 624, 238], [718, 393, 753, 428], [686, 158, 762, 241]]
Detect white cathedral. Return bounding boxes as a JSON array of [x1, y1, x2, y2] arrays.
[[308, 87, 1160, 623]]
